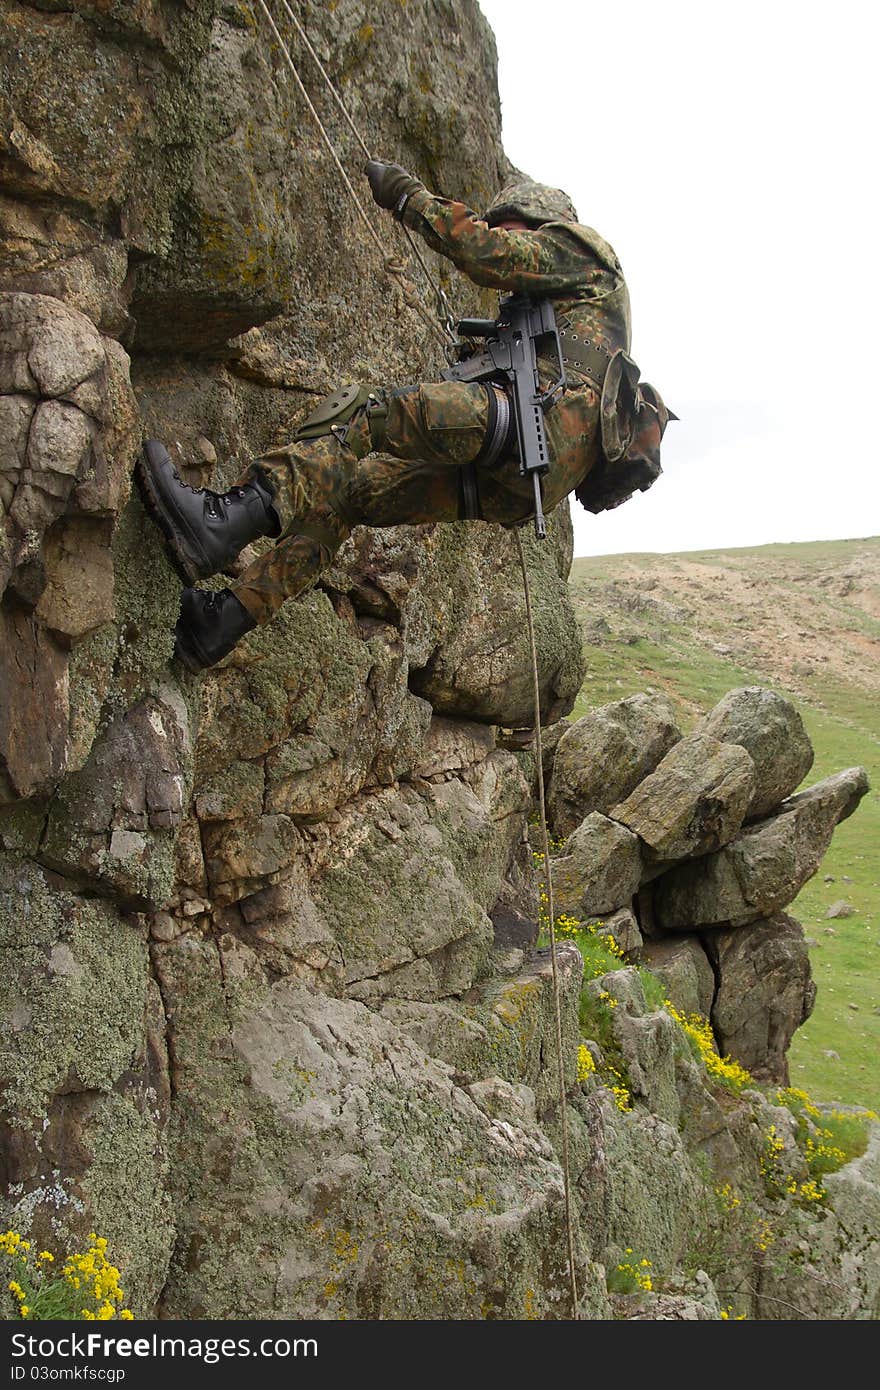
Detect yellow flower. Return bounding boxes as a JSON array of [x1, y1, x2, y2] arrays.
[[20, 1306, 29, 1317], [610, 1084, 631, 1112], [120, 1309, 134, 1320], [576, 1045, 596, 1082], [38, 1251, 54, 1263], [796, 1179, 826, 1204]]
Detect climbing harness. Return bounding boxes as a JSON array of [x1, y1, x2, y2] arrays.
[[250, 0, 580, 1318]]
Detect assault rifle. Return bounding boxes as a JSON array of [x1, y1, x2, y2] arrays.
[[442, 295, 566, 539]]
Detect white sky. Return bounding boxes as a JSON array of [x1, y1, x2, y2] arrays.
[[477, 0, 879, 556]]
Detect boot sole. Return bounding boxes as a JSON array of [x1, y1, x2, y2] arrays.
[[135, 443, 211, 587]]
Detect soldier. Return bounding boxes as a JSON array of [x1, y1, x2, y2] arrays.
[[138, 161, 674, 671]]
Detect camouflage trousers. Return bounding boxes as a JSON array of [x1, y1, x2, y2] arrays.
[[231, 377, 601, 625]]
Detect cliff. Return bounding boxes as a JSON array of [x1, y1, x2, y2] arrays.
[[0, 0, 877, 1321]]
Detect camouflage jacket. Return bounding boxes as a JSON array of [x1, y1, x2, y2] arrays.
[[401, 185, 632, 358], [402, 186, 670, 514]]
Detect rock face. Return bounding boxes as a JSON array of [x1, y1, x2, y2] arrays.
[[705, 913, 816, 1084], [0, 0, 594, 1321], [328, 522, 585, 729], [611, 733, 756, 863], [158, 972, 583, 1320], [653, 768, 869, 930], [641, 935, 716, 1019], [548, 693, 681, 837], [552, 813, 643, 918], [0, 0, 875, 1324], [698, 686, 814, 818], [541, 689, 866, 1096], [0, 292, 140, 802]]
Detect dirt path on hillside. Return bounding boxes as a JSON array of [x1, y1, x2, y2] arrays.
[[571, 538, 880, 712]]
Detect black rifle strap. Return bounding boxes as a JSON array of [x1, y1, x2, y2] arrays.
[[459, 462, 480, 520]]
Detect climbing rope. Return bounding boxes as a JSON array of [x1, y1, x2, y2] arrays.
[[515, 529, 579, 1320], [270, 0, 458, 335], [252, 0, 456, 346], [252, 0, 580, 1320]]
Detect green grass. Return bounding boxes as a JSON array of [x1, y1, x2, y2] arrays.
[[785, 701, 879, 1111], [566, 544, 880, 1112]]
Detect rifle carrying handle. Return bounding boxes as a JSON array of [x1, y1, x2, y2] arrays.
[[456, 318, 499, 338]]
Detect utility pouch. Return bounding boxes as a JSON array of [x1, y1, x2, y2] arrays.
[[599, 351, 642, 463], [295, 384, 373, 442], [577, 351, 676, 514]]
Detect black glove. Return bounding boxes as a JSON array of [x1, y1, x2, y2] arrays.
[[364, 159, 422, 216]]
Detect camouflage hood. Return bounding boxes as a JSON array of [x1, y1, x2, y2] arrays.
[[483, 178, 578, 229]]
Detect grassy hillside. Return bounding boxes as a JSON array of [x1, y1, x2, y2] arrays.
[[568, 537, 880, 1111]]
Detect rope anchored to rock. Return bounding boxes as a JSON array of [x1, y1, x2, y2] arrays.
[[515, 529, 580, 1319], [250, 0, 580, 1318], [251, 0, 456, 347]]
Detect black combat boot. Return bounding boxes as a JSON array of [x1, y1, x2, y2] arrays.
[[137, 440, 280, 585], [174, 587, 257, 673]]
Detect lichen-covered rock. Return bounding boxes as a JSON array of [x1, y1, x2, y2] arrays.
[[573, 1089, 708, 1271], [0, 198, 131, 336], [599, 906, 643, 956], [699, 686, 814, 818], [548, 693, 681, 838], [416, 715, 497, 778], [41, 683, 191, 910], [150, 953, 602, 1320], [0, 293, 136, 549], [331, 519, 585, 728], [654, 767, 870, 930], [641, 935, 716, 1019], [611, 733, 756, 863], [0, 607, 70, 805], [0, 858, 172, 1311], [612, 1272, 722, 1320], [705, 912, 816, 1083], [195, 592, 432, 825], [589, 968, 681, 1125], [201, 812, 304, 907], [552, 812, 643, 919], [0, 292, 140, 802], [0, 2, 213, 238], [312, 752, 531, 1003], [381, 941, 584, 1113], [756, 1122, 880, 1320]]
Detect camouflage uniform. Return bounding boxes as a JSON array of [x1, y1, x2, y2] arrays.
[[231, 181, 634, 626]]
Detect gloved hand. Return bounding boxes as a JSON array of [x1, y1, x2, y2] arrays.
[[364, 159, 422, 215]]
